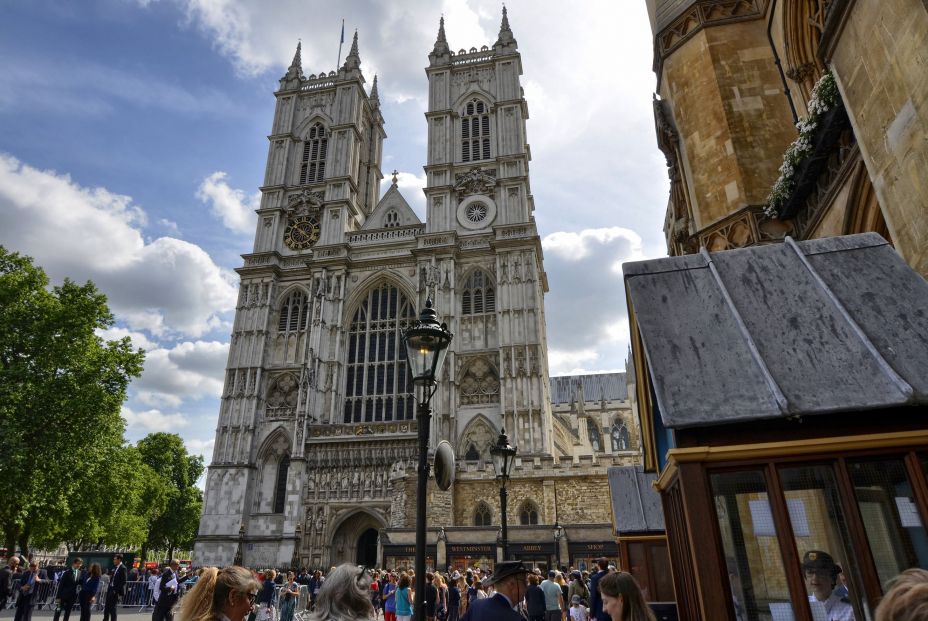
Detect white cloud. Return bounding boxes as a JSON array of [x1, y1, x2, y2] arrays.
[[197, 171, 259, 234], [122, 405, 191, 433], [133, 340, 228, 407], [541, 227, 646, 372], [96, 326, 159, 351], [184, 437, 216, 462], [0, 153, 238, 337]]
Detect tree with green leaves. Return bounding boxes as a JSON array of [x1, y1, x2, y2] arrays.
[[136, 432, 204, 563], [0, 247, 145, 555]]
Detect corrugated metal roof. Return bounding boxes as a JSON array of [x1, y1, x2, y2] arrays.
[[549, 373, 628, 404], [608, 466, 665, 535], [623, 233, 928, 429]]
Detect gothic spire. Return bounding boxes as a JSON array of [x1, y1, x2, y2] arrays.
[[343, 30, 361, 71], [282, 39, 303, 82], [290, 40, 302, 72], [370, 74, 380, 108], [494, 5, 517, 49], [433, 15, 450, 56]]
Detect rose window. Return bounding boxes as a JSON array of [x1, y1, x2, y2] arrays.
[[465, 202, 488, 224]]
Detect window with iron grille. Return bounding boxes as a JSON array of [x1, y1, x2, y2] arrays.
[[461, 269, 495, 315], [299, 123, 328, 185], [278, 289, 309, 332], [343, 284, 416, 423], [461, 99, 491, 163]]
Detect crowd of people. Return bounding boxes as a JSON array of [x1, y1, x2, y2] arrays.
[[4, 553, 927, 621]]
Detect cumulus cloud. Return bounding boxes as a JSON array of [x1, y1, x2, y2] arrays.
[[0, 154, 238, 337], [132, 340, 228, 407], [197, 171, 259, 234], [96, 326, 159, 351], [542, 227, 644, 373], [122, 405, 191, 433]]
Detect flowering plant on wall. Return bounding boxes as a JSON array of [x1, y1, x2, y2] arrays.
[[764, 70, 840, 217]]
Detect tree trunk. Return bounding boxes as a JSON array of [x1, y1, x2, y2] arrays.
[[4, 524, 17, 558], [167, 544, 175, 562], [17, 523, 31, 560]]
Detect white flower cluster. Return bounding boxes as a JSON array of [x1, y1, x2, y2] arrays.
[[765, 71, 839, 217]]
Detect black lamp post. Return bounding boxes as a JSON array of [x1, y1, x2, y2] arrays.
[[403, 298, 453, 621], [490, 429, 517, 560], [553, 523, 565, 571], [234, 523, 245, 566]]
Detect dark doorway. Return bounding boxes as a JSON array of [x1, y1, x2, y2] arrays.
[[356, 528, 378, 567]]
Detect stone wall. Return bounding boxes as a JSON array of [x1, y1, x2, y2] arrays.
[[660, 18, 796, 228], [830, 0, 928, 277]]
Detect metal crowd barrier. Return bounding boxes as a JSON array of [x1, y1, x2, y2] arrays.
[[5, 578, 58, 610]]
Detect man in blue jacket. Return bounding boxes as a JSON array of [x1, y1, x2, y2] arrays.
[[588, 558, 610, 621], [461, 561, 528, 621]]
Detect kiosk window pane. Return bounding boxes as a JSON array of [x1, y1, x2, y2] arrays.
[[780, 464, 865, 621], [711, 470, 793, 621], [849, 458, 928, 590]]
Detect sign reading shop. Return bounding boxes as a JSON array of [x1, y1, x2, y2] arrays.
[[567, 541, 619, 555]]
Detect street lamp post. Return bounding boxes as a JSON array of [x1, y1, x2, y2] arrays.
[[403, 298, 453, 621], [490, 429, 517, 560], [553, 523, 565, 571]]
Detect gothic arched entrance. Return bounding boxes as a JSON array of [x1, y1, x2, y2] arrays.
[[357, 528, 378, 567], [330, 510, 384, 566]]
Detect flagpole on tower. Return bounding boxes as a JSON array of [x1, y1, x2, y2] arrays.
[[336, 18, 345, 68]]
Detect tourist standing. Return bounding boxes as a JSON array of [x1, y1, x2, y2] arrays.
[[597, 572, 655, 621], [78, 564, 103, 621], [176, 566, 259, 621], [306, 564, 374, 621], [382, 573, 397, 621], [395, 574, 413, 621], [278, 572, 299, 621]]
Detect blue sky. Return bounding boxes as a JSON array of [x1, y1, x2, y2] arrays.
[[0, 0, 668, 462]]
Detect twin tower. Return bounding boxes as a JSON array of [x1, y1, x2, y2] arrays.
[[195, 10, 562, 569]]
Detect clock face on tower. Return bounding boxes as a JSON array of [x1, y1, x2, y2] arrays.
[[283, 215, 320, 250]]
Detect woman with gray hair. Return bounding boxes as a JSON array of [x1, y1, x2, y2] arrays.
[[307, 564, 374, 621]]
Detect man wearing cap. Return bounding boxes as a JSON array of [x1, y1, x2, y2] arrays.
[[802, 550, 855, 621], [460, 561, 528, 621]]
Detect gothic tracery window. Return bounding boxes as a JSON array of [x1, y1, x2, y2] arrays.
[[266, 373, 300, 417], [278, 289, 309, 332], [273, 454, 290, 513], [474, 502, 492, 526], [588, 418, 602, 452], [461, 99, 490, 163], [519, 500, 539, 525], [299, 123, 328, 185], [462, 269, 495, 315], [344, 284, 416, 423], [460, 358, 500, 405], [611, 419, 630, 452]]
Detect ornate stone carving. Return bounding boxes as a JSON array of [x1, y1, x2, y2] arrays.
[[266, 373, 300, 418], [286, 190, 325, 217], [460, 357, 500, 405], [454, 167, 497, 198]]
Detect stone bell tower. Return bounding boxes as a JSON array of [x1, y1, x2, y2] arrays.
[[421, 9, 556, 459]]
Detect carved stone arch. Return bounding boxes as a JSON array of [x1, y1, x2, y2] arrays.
[[342, 273, 417, 322], [327, 508, 387, 566], [254, 427, 292, 514], [458, 414, 498, 462], [257, 426, 292, 460], [782, 0, 828, 106], [293, 112, 334, 140], [452, 87, 497, 114], [458, 357, 501, 406], [274, 285, 311, 334]]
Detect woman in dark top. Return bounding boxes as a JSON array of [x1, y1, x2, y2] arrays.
[[257, 570, 276, 620], [525, 574, 547, 621], [447, 576, 461, 621], [79, 563, 102, 621], [308, 571, 323, 611]]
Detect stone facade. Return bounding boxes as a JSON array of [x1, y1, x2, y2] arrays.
[[195, 11, 641, 571], [647, 0, 928, 284]]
